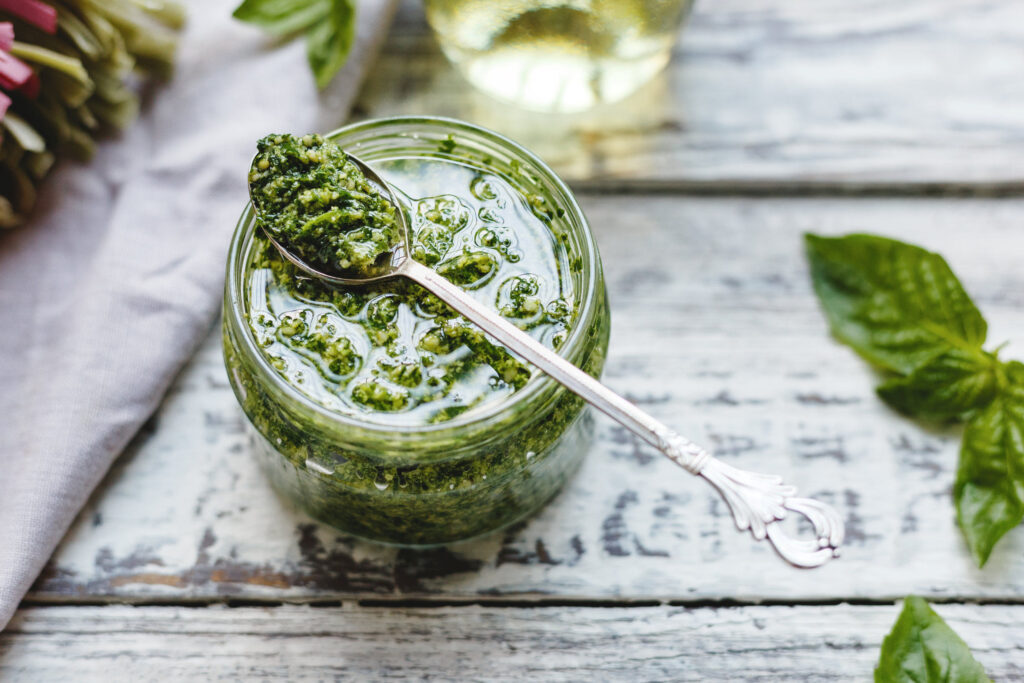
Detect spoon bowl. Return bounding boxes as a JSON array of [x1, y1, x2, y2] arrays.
[[248, 152, 411, 287]]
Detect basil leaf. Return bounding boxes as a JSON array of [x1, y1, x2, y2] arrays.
[[233, 0, 330, 35], [306, 0, 355, 89], [875, 596, 991, 683], [805, 234, 987, 375], [955, 361, 1024, 566], [805, 233, 1024, 567], [877, 348, 1000, 420]]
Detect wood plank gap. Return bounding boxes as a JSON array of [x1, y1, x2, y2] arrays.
[[356, 598, 666, 609], [19, 595, 1024, 610], [568, 180, 1024, 198], [343, 596, 1024, 609]]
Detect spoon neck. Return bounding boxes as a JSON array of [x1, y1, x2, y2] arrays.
[[398, 258, 444, 288]]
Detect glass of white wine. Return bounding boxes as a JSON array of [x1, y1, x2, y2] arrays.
[[424, 0, 695, 114]]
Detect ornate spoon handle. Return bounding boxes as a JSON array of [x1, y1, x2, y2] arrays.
[[405, 261, 844, 569]]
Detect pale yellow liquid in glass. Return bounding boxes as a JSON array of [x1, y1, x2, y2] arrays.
[[424, 0, 693, 113]]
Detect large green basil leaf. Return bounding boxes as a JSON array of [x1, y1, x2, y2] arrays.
[[955, 361, 1024, 566], [306, 0, 355, 89], [805, 234, 987, 375], [233, 0, 330, 35], [875, 596, 991, 682], [877, 348, 1000, 420]]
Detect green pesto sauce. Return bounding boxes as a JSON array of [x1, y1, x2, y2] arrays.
[[248, 134, 400, 274], [244, 154, 576, 426]]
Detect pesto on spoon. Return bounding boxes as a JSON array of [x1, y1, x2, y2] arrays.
[[249, 134, 401, 275], [247, 133, 846, 570]]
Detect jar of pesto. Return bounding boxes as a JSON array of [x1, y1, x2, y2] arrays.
[[222, 117, 609, 546]]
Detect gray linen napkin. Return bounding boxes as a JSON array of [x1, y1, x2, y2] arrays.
[[0, 0, 397, 629]]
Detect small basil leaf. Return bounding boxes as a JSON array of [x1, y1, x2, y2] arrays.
[[805, 233, 987, 375], [306, 0, 355, 89], [1006, 359, 1024, 384], [955, 366, 1024, 566], [875, 596, 992, 683], [233, 0, 330, 35], [877, 348, 999, 420]]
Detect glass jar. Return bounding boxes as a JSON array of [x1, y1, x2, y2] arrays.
[[424, 0, 695, 113], [222, 117, 610, 546]]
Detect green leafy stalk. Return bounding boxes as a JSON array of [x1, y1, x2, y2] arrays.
[[806, 233, 1023, 565], [875, 596, 991, 682], [2, 112, 47, 152], [9, 40, 91, 83], [80, 0, 182, 66]]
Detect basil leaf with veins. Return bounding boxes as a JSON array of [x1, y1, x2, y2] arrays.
[[877, 348, 1001, 421], [805, 233, 987, 375], [806, 232, 1024, 567], [955, 361, 1024, 566], [875, 596, 991, 683]]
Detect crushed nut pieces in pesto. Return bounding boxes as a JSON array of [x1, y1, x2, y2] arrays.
[[248, 133, 400, 274], [245, 141, 577, 426]]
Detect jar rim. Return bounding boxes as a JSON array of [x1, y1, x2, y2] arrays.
[[225, 116, 602, 441]]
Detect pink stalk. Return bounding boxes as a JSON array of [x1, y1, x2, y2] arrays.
[[19, 69, 36, 97], [0, 49, 33, 91], [0, 0, 57, 34], [0, 90, 10, 119], [0, 22, 14, 51]]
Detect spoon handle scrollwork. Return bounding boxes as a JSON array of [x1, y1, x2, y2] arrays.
[[405, 261, 845, 569]]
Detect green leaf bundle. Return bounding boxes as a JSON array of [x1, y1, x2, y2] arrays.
[[232, 0, 355, 89], [806, 233, 1023, 566]]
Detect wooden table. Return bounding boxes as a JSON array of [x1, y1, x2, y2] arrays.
[[4, 1, 1024, 679]]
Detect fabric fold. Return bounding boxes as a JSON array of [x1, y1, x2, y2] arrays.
[[0, 0, 397, 629]]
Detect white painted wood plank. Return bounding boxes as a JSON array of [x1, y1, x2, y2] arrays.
[[27, 197, 1024, 603], [3, 603, 1023, 681], [355, 0, 1024, 187]]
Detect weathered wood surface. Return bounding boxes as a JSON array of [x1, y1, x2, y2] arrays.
[[354, 0, 1024, 189], [7, 3, 1024, 679], [3, 603, 1023, 681], [26, 196, 1024, 604]]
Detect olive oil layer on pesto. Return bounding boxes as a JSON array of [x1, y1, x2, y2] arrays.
[[249, 133, 400, 274], [245, 156, 577, 426]]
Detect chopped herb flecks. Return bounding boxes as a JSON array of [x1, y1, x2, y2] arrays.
[[249, 133, 400, 275]]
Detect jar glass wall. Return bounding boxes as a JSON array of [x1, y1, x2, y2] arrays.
[[223, 117, 610, 546]]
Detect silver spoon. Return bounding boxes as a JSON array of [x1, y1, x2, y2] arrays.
[[251, 153, 845, 569]]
